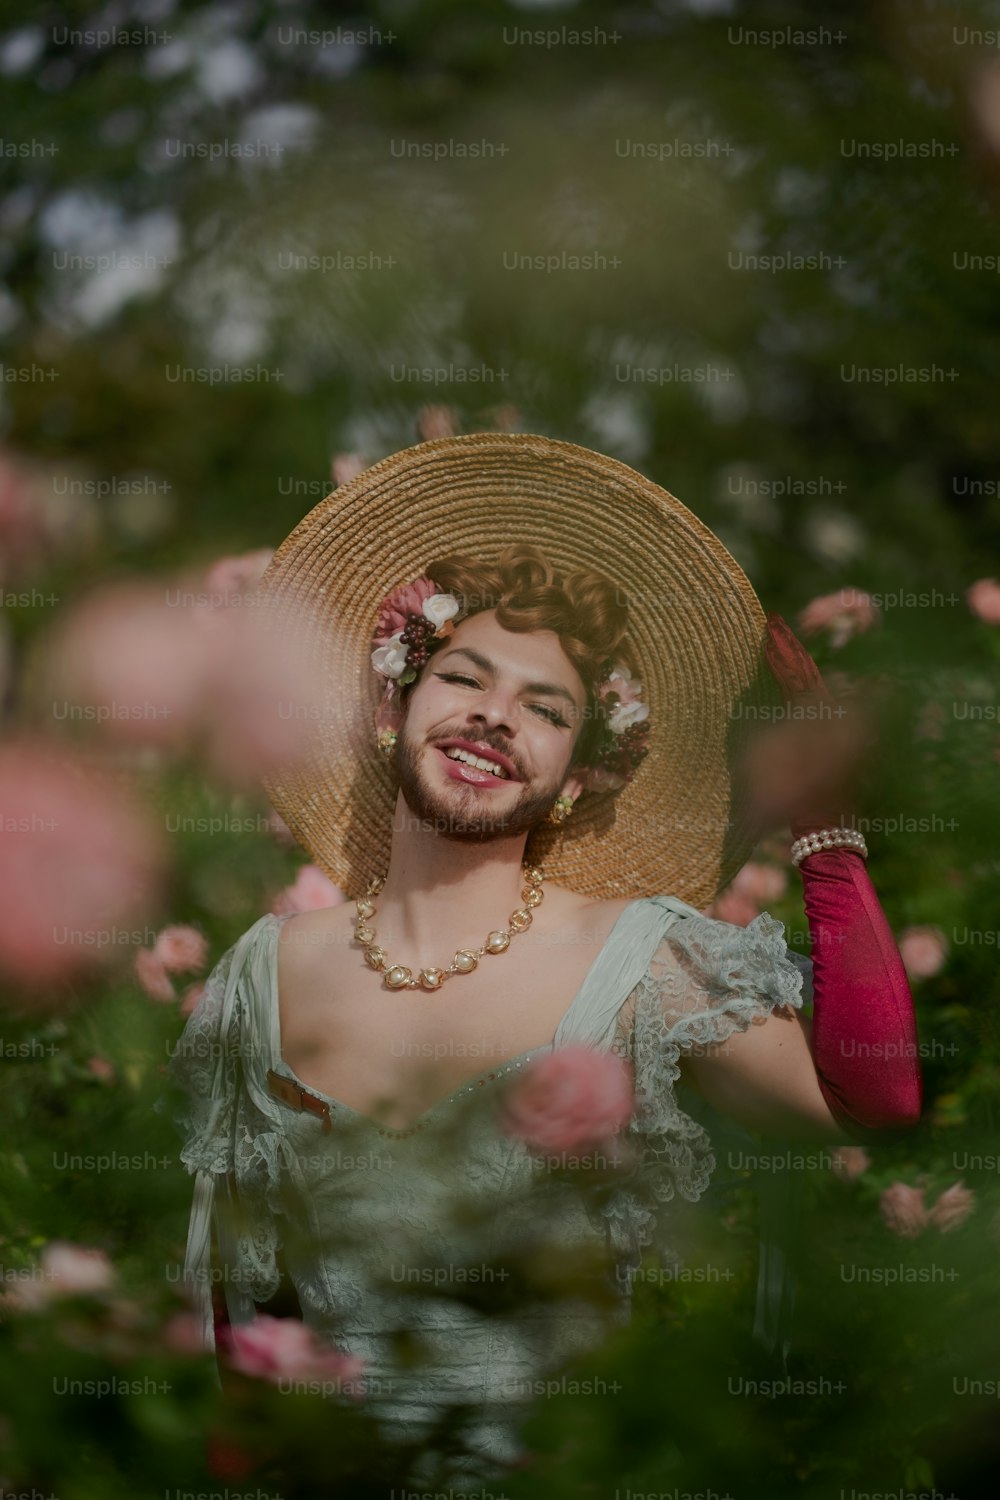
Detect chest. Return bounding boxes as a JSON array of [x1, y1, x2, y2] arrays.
[[275, 901, 634, 1129]]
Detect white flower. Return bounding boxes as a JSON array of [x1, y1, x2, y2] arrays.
[[422, 593, 460, 628], [607, 698, 650, 733], [370, 632, 408, 678]]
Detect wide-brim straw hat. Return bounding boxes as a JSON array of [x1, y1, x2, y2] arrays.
[[257, 432, 779, 908]]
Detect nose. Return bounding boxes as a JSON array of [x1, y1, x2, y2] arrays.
[[466, 683, 521, 739]]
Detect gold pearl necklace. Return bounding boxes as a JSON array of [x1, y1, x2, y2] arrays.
[[355, 865, 545, 991]]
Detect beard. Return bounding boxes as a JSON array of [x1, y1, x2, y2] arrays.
[[394, 724, 563, 843]]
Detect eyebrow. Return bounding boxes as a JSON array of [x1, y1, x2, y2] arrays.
[[434, 647, 580, 709]]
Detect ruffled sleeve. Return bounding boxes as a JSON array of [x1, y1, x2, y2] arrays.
[[606, 907, 808, 1266], [156, 916, 288, 1354]]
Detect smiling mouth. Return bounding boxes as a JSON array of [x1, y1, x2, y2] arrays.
[[434, 745, 521, 783]]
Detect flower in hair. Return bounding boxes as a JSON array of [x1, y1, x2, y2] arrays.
[[580, 663, 652, 791], [370, 575, 463, 686]]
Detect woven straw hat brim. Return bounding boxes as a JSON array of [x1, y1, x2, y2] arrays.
[[257, 432, 776, 907]]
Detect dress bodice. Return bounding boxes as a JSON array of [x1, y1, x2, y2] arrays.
[[159, 893, 812, 1473]]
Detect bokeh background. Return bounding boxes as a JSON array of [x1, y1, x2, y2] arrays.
[[1, 0, 999, 1495]]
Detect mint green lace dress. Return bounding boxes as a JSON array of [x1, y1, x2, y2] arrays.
[[161, 893, 811, 1475]]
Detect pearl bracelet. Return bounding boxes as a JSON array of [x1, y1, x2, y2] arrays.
[[790, 826, 869, 867]]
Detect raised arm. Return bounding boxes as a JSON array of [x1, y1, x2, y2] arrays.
[[678, 615, 922, 1144]]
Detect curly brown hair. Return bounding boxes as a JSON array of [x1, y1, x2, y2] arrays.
[[403, 544, 639, 769]]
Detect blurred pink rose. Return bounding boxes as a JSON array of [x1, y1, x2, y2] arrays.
[[11, 1242, 117, 1310], [134, 947, 176, 1002], [44, 580, 322, 786], [499, 1044, 635, 1153], [879, 1182, 928, 1238], [332, 452, 366, 487], [181, 980, 206, 1016], [967, 577, 1000, 624], [0, 742, 163, 988], [798, 589, 880, 649], [417, 404, 459, 441], [898, 925, 948, 980], [374, 575, 438, 644], [86, 1055, 116, 1083], [272, 865, 345, 915], [928, 1181, 975, 1232], [832, 1145, 870, 1182], [222, 1315, 365, 1393], [45, 583, 210, 750], [153, 925, 208, 974], [203, 549, 274, 606]]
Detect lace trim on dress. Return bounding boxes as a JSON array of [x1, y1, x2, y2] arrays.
[[593, 910, 806, 1267]]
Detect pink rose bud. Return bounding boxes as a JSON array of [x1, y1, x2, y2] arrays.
[[928, 1181, 975, 1233], [879, 1181, 928, 1239], [152, 924, 208, 975], [499, 1044, 635, 1154], [967, 577, 1000, 624]]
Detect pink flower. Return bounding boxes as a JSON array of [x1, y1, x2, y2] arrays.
[[153, 924, 208, 975], [181, 981, 206, 1017], [879, 1182, 928, 1238], [45, 583, 211, 751], [798, 589, 880, 649], [203, 549, 274, 607], [374, 575, 438, 644], [332, 452, 366, 487], [12, 1242, 117, 1309], [86, 1055, 116, 1083], [898, 925, 948, 980], [222, 1315, 365, 1394], [967, 577, 1000, 625], [831, 1145, 870, 1181], [0, 742, 163, 987], [44, 580, 322, 786], [417, 404, 458, 441], [271, 865, 345, 915], [928, 1181, 975, 1233], [134, 947, 176, 1002], [499, 1044, 635, 1154]]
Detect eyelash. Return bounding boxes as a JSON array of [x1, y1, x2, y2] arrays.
[[434, 672, 569, 727]]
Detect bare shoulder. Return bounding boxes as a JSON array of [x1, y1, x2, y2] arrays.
[[276, 901, 355, 979], [543, 884, 637, 940]]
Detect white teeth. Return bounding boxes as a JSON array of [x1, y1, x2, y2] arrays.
[[442, 746, 508, 778]]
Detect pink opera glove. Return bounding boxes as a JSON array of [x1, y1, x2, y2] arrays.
[[763, 613, 923, 1137]]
